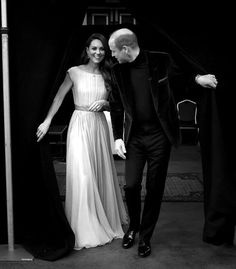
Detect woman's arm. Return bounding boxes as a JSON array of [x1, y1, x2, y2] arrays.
[[36, 73, 73, 142]]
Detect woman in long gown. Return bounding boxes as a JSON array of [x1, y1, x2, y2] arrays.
[[36, 33, 128, 250]]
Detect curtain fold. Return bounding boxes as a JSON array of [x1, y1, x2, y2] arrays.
[[0, 0, 87, 261]]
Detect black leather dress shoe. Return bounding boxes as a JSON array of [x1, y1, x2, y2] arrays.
[[138, 241, 151, 257], [122, 230, 136, 249]]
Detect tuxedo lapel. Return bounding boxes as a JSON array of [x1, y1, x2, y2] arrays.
[[112, 51, 170, 117], [145, 51, 160, 105], [145, 51, 171, 106]]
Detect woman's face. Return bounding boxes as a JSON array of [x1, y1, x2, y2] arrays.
[[86, 39, 105, 64]]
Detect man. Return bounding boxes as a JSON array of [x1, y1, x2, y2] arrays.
[[108, 28, 217, 258]]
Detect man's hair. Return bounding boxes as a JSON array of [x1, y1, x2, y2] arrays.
[[110, 28, 138, 50]]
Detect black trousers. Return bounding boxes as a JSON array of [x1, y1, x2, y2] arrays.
[[124, 127, 171, 242]]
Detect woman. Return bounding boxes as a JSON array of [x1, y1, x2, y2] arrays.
[[36, 33, 128, 250]]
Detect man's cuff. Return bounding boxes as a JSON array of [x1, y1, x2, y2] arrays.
[[195, 74, 201, 84]]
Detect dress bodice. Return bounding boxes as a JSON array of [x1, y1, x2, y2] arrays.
[[67, 67, 108, 108]]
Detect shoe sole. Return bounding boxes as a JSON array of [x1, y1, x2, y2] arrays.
[[122, 241, 135, 249]]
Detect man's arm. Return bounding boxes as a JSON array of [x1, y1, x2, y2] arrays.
[[109, 71, 125, 141], [195, 74, 218, 89], [109, 71, 127, 159], [168, 50, 218, 90]]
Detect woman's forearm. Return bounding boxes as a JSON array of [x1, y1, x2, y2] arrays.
[[44, 96, 63, 123]]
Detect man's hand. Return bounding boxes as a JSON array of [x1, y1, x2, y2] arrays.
[[195, 74, 218, 89], [115, 139, 126, 159]]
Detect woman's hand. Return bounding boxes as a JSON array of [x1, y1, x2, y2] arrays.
[[36, 119, 51, 142], [88, 100, 108, 112]]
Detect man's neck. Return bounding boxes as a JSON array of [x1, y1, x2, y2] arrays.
[[129, 47, 140, 63]]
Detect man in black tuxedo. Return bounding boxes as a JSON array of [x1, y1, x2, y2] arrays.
[[108, 28, 217, 257]]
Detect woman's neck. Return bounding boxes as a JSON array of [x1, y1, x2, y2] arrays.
[[85, 62, 100, 74]]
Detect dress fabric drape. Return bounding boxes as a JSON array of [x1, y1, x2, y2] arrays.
[[65, 67, 127, 249]]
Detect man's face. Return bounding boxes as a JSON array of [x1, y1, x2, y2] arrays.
[[108, 40, 129, 64]]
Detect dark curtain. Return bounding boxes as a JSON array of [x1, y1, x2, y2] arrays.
[[122, 0, 236, 243], [0, 0, 87, 261], [1, 0, 235, 261]]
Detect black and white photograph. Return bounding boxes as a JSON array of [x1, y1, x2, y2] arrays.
[[0, 0, 235, 268]]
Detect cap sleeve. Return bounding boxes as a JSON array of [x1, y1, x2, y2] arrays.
[[67, 66, 76, 81]]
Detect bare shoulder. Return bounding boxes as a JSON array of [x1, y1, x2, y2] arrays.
[[77, 64, 87, 71], [67, 66, 78, 73]]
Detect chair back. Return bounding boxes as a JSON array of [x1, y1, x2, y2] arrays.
[[177, 99, 197, 127]]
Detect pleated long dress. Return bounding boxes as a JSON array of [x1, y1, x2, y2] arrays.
[[65, 67, 128, 250]]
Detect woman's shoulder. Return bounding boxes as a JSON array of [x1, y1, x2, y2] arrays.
[[77, 65, 87, 71], [67, 66, 85, 78], [68, 65, 90, 74], [67, 66, 82, 81], [67, 66, 79, 73]]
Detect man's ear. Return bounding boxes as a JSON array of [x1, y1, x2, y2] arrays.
[[122, 45, 129, 54]]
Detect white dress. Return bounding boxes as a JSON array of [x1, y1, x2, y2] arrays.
[[65, 67, 128, 250]]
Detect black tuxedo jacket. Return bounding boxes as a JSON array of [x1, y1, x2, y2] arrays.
[[109, 50, 202, 146]]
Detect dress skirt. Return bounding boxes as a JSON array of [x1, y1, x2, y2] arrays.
[[65, 110, 127, 250]]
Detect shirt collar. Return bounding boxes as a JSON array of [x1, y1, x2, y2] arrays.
[[129, 49, 146, 67]]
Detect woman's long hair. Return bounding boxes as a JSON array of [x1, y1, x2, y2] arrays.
[[79, 33, 112, 93]]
